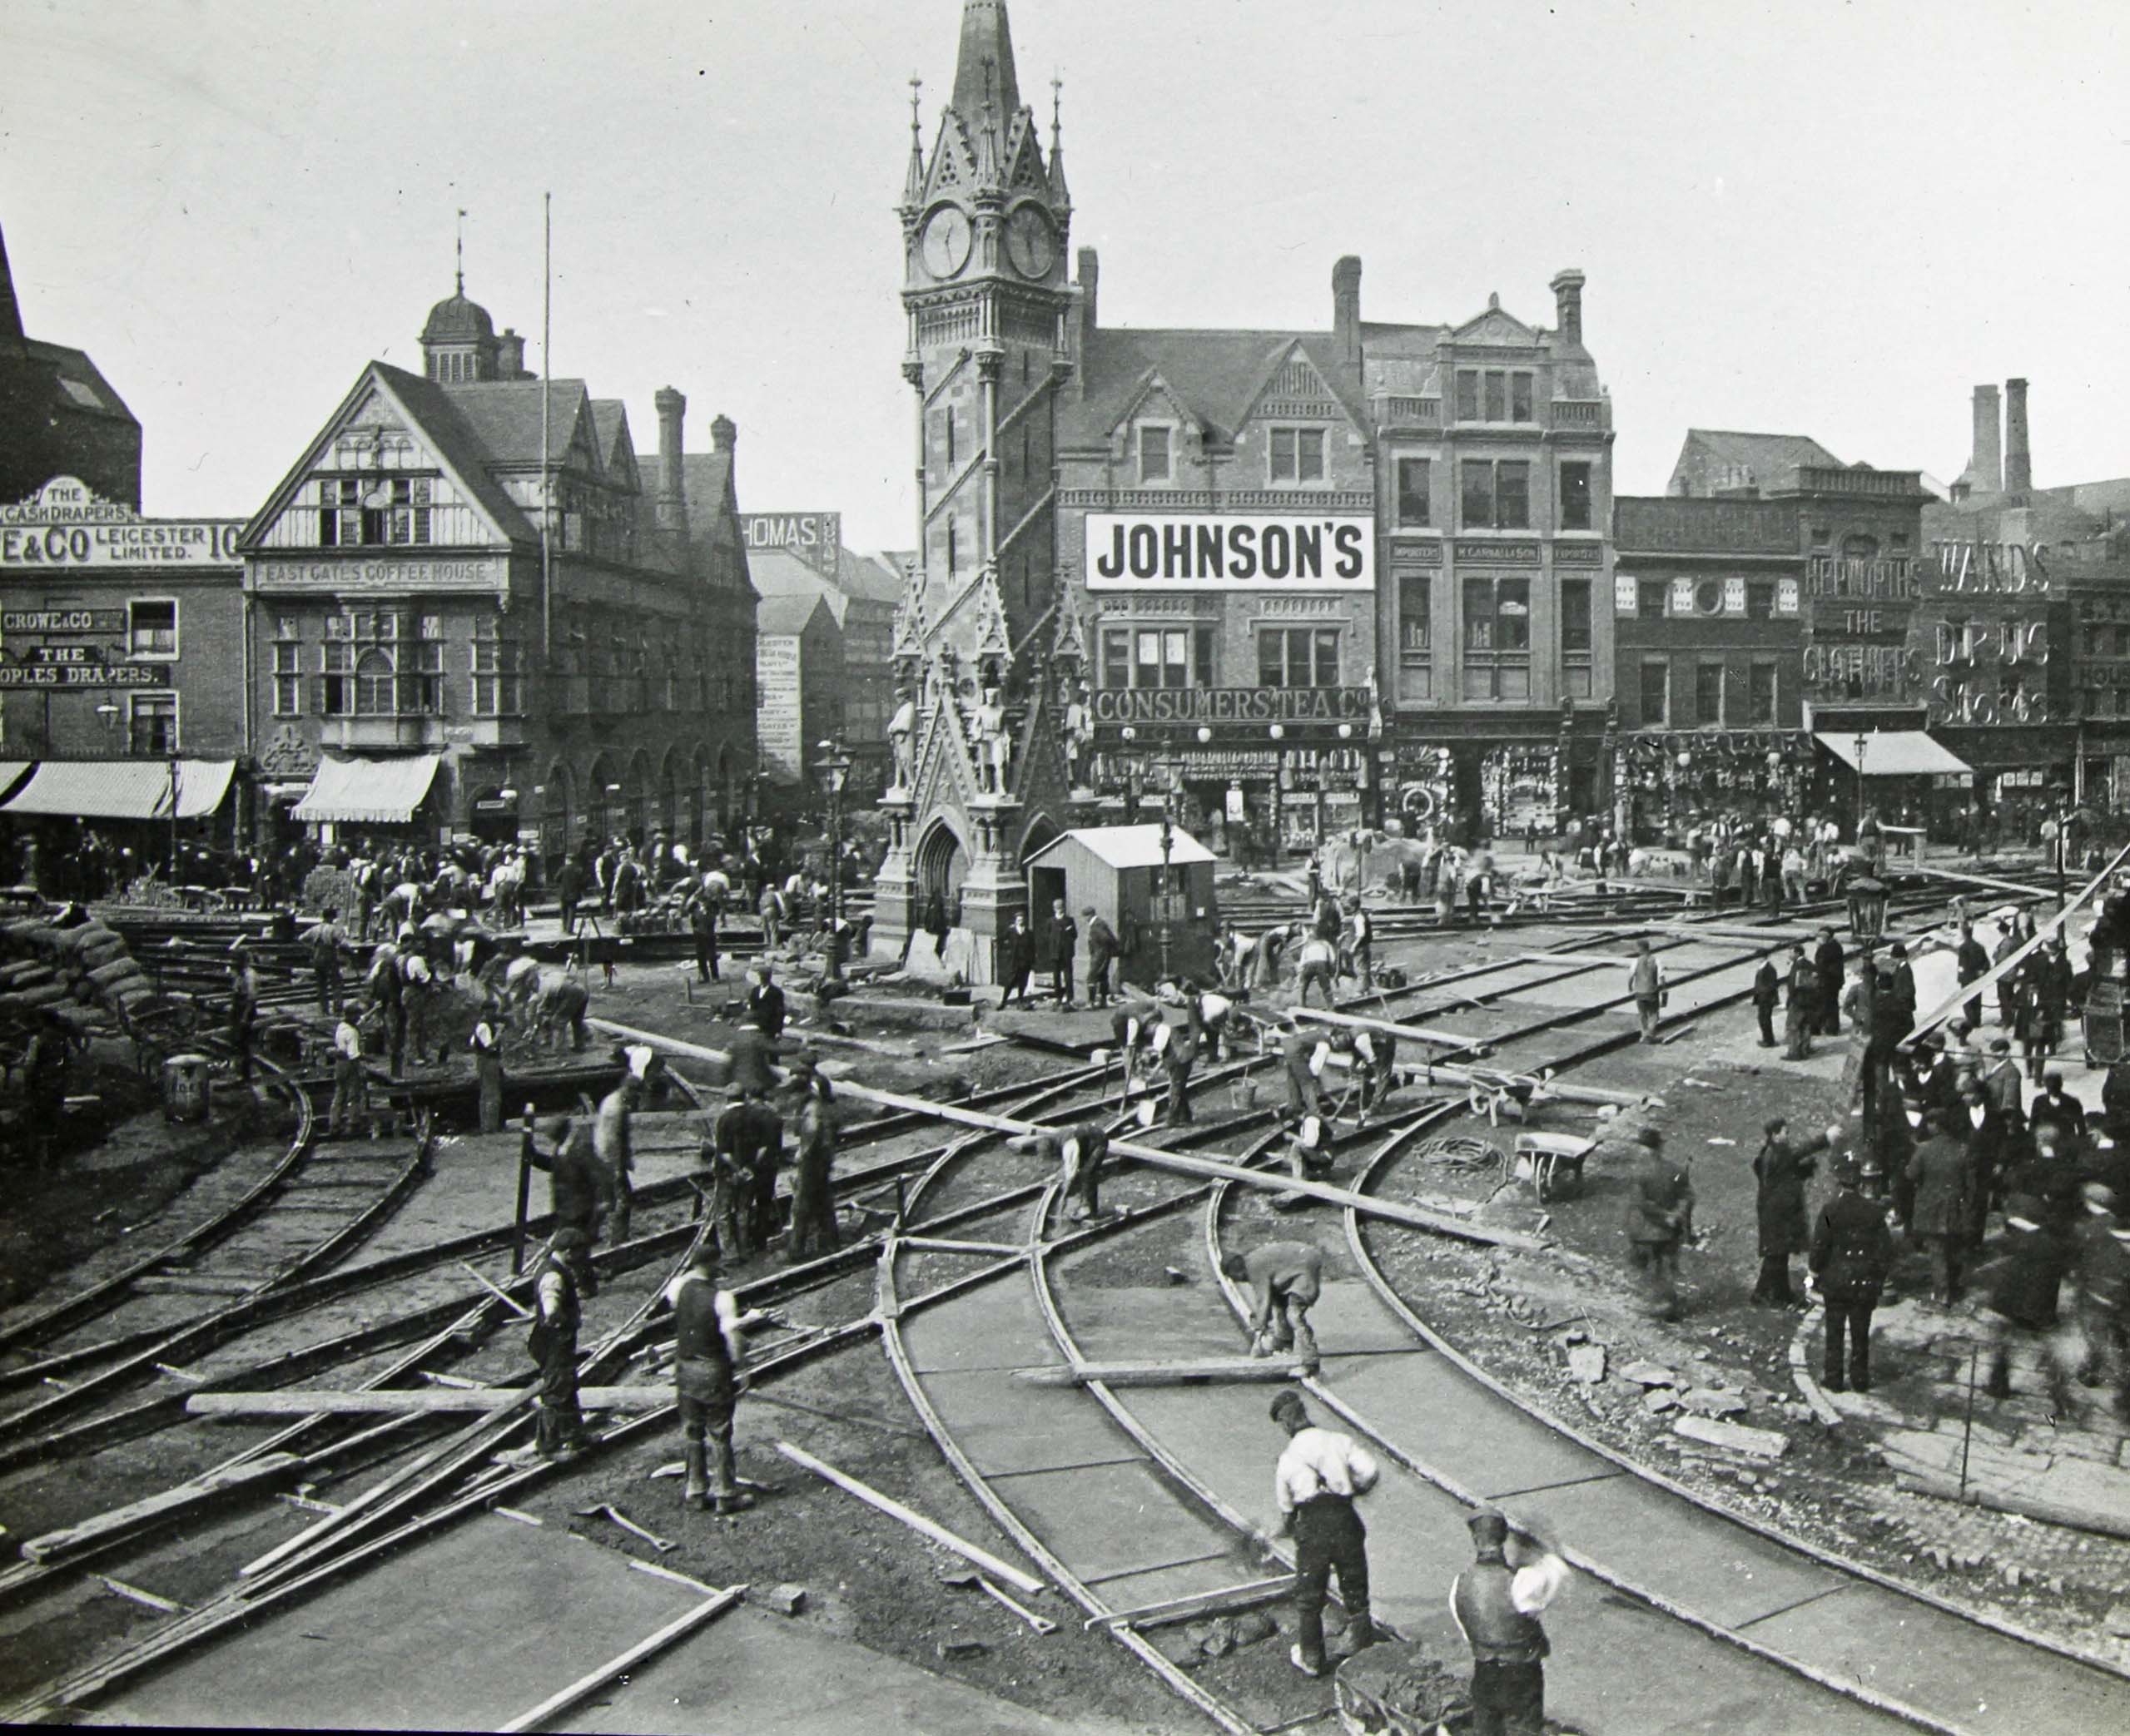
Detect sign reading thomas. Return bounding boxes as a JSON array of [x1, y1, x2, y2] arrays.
[[1085, 513, 1374, 592], [738, 512, 842, 581]]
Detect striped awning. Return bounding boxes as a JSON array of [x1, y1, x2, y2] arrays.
[[291, 754, 441, 825], [0, 758, 236, 821]]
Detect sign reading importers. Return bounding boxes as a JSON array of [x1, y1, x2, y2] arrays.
[[1085, 513, 1374, 592]]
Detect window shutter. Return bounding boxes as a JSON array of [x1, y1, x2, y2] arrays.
[[1776, 578, 1800, 616], [1670, 578, 1695, 614], [1723, 577, 1747, 614], [1613, 573, 1637, 615], [311, 677, 326, 716]]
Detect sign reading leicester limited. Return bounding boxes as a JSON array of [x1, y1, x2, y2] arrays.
[[1092, 686, 1373, 726], [1085, 513, 1373, 592], [1, 477, 242, 570]]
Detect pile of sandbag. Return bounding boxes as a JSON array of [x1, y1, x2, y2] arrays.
[[0, 915, 153, 1030]]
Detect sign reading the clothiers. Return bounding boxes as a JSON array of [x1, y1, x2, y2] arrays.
[[1091, 686, 1373, 727], [0, 477, 243, 570], [1085, 514, 1373, 591], [756, 635, 804, 781], [739, 513, 842, 580]]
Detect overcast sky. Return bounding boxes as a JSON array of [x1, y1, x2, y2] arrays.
[[2, 0, 2123, 548]]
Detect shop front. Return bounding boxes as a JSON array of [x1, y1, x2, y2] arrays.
[[1087, 683, 1378, 861], [1616, 729, 1812, 846]]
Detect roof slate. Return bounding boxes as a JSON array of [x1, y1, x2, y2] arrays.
[[1677, 429, 1845, 493], [1063, 328, 1368, 448], [438, 378, 595, 469], [370, 364, 537, 540], [756, 592, 830, 637]]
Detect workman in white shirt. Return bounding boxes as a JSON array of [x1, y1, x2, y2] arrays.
[[1451, 1507, 1569, 1736], [1267, 1390, 1379, 1678], [328, 1004, 366, 1135]]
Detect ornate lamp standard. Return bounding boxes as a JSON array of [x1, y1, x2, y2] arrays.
[[1269, 722, 1287, 866], [1852, 731, 1869, 843], [812, 736, 854, 975]]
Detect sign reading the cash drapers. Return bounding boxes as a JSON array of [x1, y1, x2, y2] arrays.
[[739, 513, 841, 580], [1085, 514, 1374, 591], [1091, 686, 1373, 726], [0, 477, 243, 570]]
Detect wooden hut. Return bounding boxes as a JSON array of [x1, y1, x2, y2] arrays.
[[1024, 824, 1219, 991]]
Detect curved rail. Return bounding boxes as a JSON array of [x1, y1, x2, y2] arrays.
[[1330, 1138, 2130, 1728]]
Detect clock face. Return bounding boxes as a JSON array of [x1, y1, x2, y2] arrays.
[[921, 206, 972, 280], [1005, 206, 1055, 279]]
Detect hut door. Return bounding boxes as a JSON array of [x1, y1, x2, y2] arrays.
[[1030, 865, 1068, 929]]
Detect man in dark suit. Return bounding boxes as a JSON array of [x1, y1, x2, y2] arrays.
[[1813, 930, 1845, 1035], [1957, 1078, 2008, 1251], [1956, 925, 1991, 1030], [2029, 1068, 2088, 1148], [1809, 1159, 1894, 1392], [1907, 1110, 1975, 1304], [1752, 956, 1781, 1049]]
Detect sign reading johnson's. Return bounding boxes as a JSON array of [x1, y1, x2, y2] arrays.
[[1085, 513, 1374, 592], [1091, 686, 1373, 727]]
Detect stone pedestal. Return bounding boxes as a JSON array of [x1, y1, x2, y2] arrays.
[[867, 794, 918, 963]]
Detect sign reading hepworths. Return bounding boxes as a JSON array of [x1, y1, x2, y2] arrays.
[[1, 478, 243, 571], [1084, 514, 1374, 591], [1091, 686, 1373, 726]]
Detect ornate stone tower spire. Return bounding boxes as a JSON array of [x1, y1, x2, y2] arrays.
[[871, 0, 1085, 976]]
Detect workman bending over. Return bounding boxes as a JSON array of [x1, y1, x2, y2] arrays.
[[663, 1242, 755, 1514], [1225, 1238, 1324, 1365], [1267, 1390, 1379, 1679], [1011, 1122, 1111, 1225]]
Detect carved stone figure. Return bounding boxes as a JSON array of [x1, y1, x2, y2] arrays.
[[975, 686, 1010, 794], [886, 687, 917, 793], [1065, 681, 1094, 791]]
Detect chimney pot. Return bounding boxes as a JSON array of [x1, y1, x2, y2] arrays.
[[711, 414, 737, 454], [653, 387, 688, 537], [1550, 269, 1586, 347], [495, 327, 527, 379], [2003, 378, 2032, 496], [1333, 255, 1363, 364]]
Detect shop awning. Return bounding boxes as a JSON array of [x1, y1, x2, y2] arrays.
[[1814, 732, 1971, 777], [0, 758, 236, 821], [0, 763, 32, 804], [292, 754, 441, 825]]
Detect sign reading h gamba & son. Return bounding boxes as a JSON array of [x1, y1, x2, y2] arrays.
[[1085, 513, 1373, 591]]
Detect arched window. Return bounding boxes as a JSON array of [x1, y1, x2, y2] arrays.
[[355, 648, 396, 715]]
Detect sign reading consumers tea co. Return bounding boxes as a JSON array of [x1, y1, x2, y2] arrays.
[[1085, 513, 1373, 591]]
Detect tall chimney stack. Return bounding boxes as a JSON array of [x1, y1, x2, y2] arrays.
[[1969, 384, 2002, 493], [1332, 255, 1363, 365], [1550, 268, 1586, 349], [711, 413, 737, 455], [2003, 378, 2032, 496], [653, 387, 688, 538], [1075, 246, 1100, 358]]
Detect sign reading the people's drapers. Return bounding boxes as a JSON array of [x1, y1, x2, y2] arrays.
[[756, 634, 804, 780], [0, 477, 242, 570], [1090, 686, 1373, 726], [1084, 514, 1374, 591], [738, 513, 842, 580]]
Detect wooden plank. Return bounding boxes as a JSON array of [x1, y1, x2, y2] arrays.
[[775, 1441, 1047, 1597], [188, 1386, 676, 1418], [20, 1455, 302, 1563], [1099, 1574, 1298, 1631], [1287, 1008, 1649, 1109], [1904, 838, 2130, 1045], [589, 1017, 1549, 1253], [1283, 1006, 1483, 1050], [1012, 1357, 1313, 1388], [127, 1274, 260, 1297], [496, 1589, 743, 1734]]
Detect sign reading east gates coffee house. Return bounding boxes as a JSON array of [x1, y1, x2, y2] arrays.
[[1091, 686, 1372, 726], [0, 477, 242, 570], [738, 513, 841, 581], [1085, 514, 1374, 592], [258, 555, 506, 589]]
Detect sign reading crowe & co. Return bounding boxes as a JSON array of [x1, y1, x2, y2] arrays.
[[1091, 686, 1373, 727]]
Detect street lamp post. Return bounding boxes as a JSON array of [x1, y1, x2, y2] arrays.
[[168, 754, 181, 880], [812, 737, 853, 975], [1852, 732, 1868, 845], [1157, 789, 1175, 982], [1269, 722, 1286, 867]]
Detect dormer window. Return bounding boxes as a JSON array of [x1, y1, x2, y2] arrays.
[[1137, 425, 1172, 484]]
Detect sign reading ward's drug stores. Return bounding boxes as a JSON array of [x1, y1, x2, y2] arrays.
[[1085, 513, 1374, 591]]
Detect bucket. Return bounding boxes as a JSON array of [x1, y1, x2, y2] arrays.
[[163, 1053, 213, 1123]]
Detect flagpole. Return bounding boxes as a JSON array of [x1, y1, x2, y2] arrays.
[[541, 191, 554, 663]]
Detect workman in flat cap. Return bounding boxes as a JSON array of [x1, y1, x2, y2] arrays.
[[1265, 1390, 1379, 1679], [1451, 1508, 1568, 1736]]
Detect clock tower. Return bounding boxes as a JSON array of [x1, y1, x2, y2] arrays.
[[872, 0, 1085, 976]]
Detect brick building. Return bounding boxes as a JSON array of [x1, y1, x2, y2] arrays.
[[0, 219, 140, 513], [240, 277, 757, 861], [1668, 432, 1952, 832], [1609, 494, 1809, 841]]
